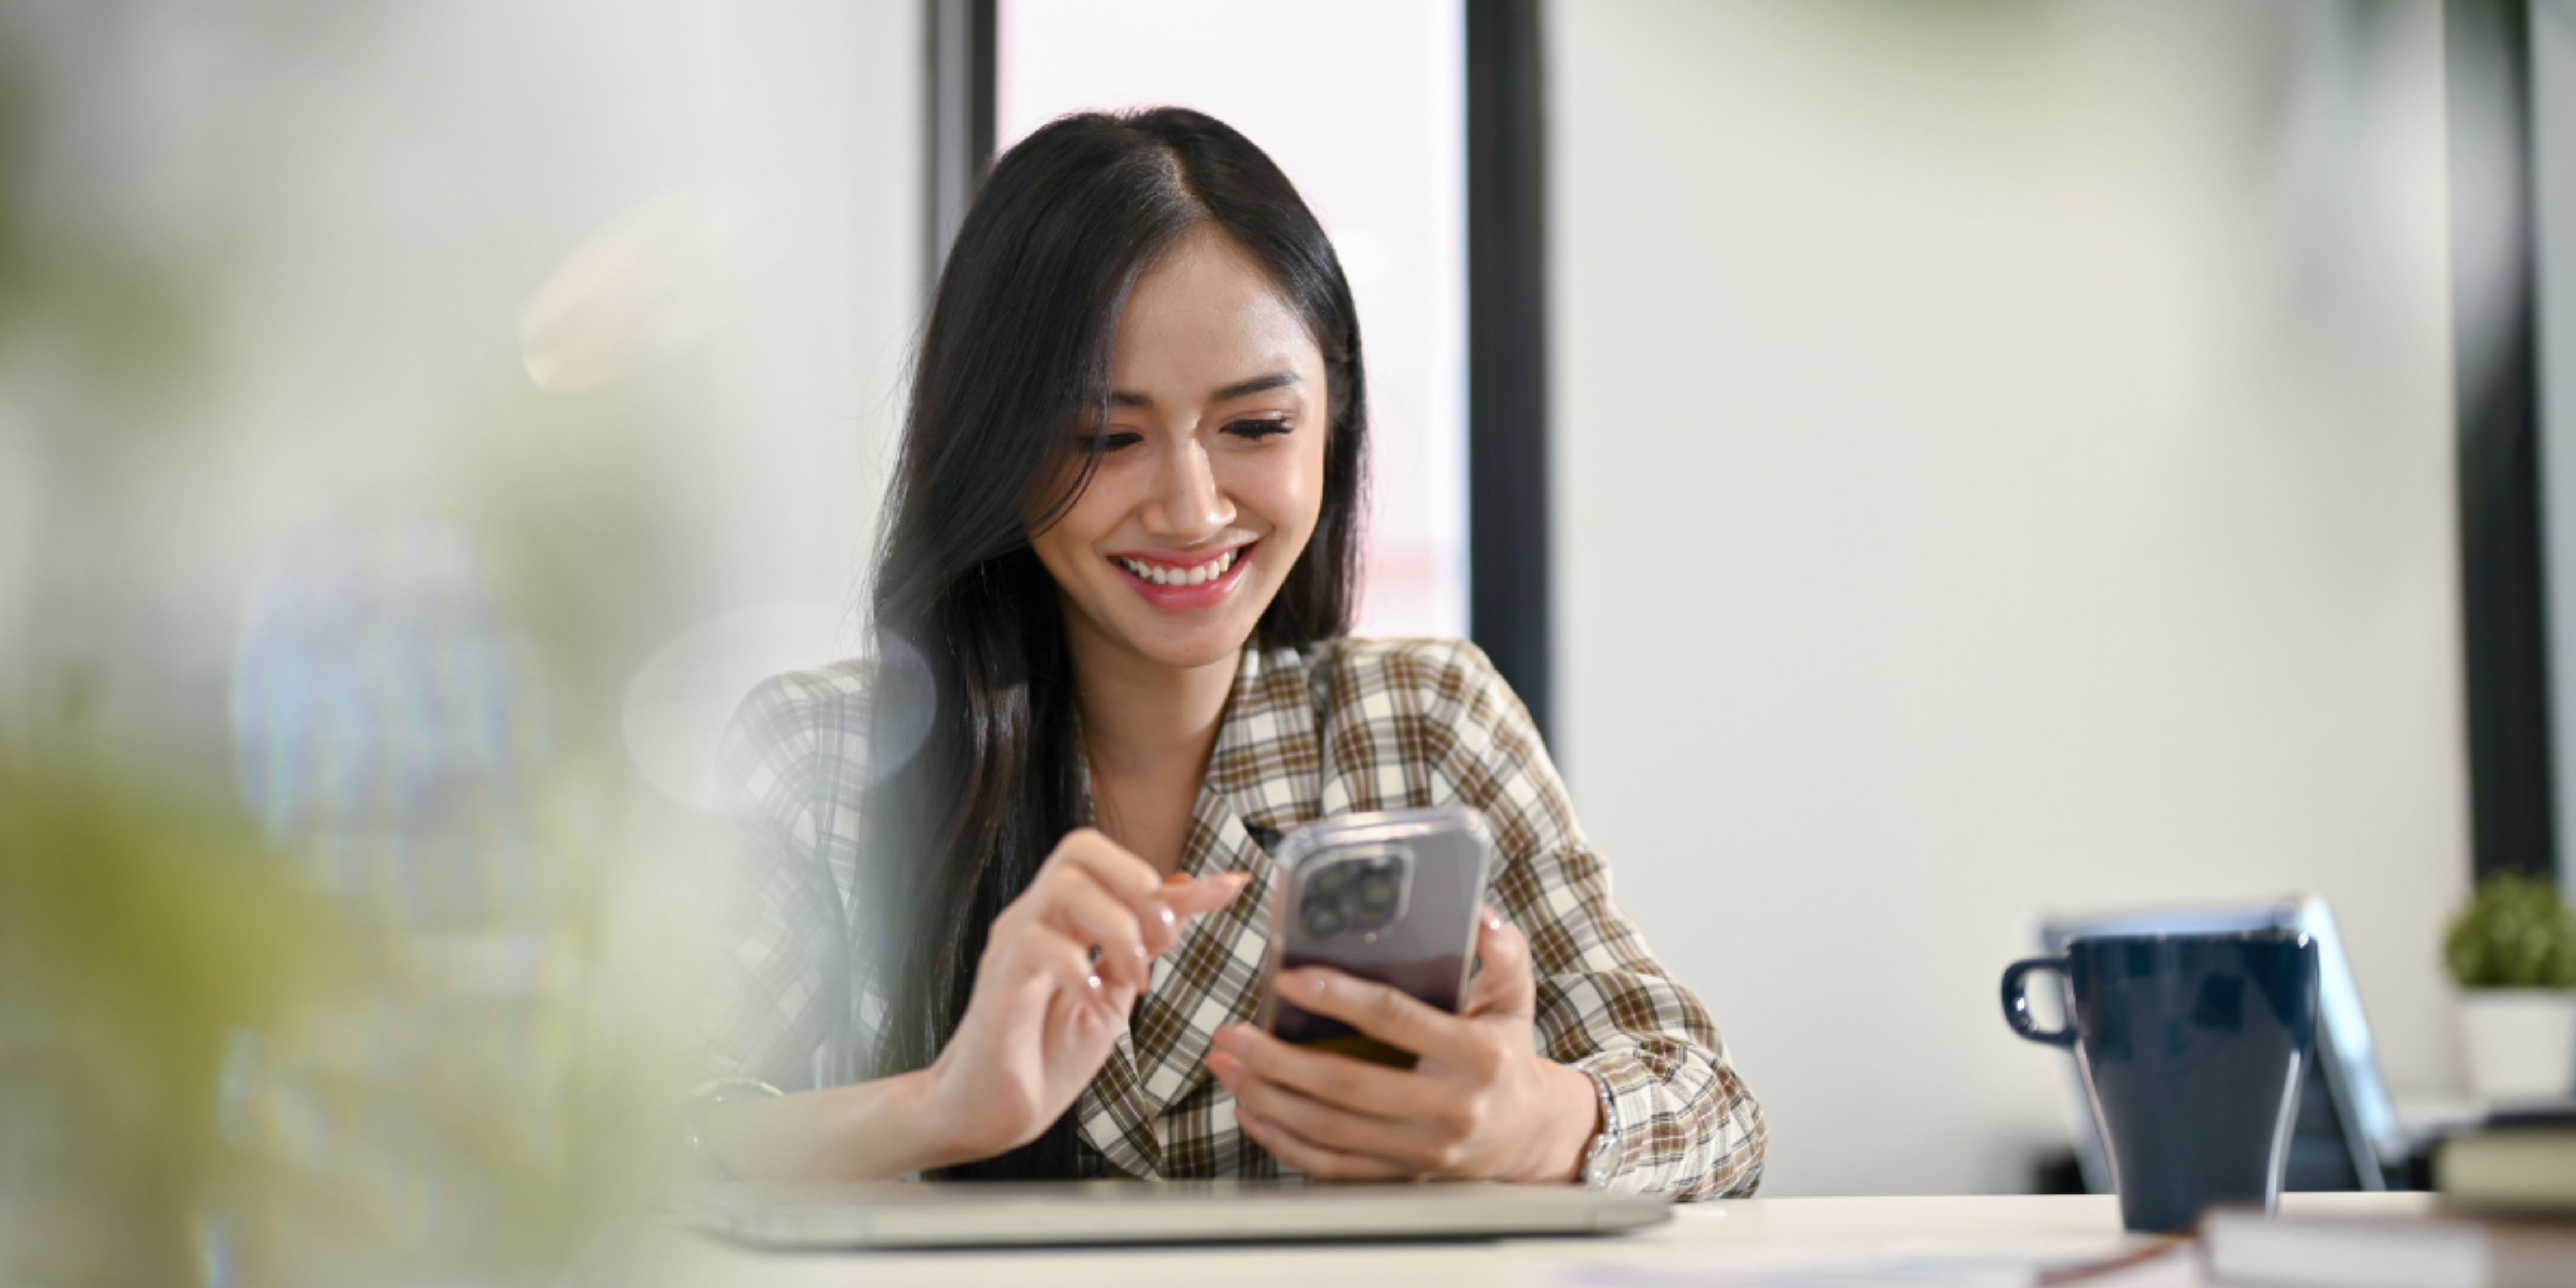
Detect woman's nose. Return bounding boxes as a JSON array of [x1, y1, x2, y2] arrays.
[[1142, 439, 1233, 539]]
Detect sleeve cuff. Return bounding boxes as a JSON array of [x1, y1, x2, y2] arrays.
[[1571, 1050, 1660, 1192]]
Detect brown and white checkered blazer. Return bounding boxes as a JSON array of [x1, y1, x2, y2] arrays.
[[706, 637, 1765, 1197]]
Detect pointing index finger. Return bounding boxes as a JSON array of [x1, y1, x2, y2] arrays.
[[1164, 870, 1251, 916]]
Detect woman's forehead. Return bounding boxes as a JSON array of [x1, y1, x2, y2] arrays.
[[1111, 229, 1322, 404]]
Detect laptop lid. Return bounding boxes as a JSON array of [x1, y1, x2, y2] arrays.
[[669, 1179, 1674, 1250]]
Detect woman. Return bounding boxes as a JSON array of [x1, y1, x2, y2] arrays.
[[694, 108, 1763, 1196]]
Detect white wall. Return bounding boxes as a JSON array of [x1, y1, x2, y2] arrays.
[[1551, 0, 2470, 1196]]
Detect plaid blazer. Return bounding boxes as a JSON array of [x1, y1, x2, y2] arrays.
[[706, 637, 1764, 1197]]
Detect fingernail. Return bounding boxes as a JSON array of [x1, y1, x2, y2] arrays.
[[1131, 943, 1151, 962], [1085, 973, 1104, 993], [1157, 903, 1178, 931], [1211, 1027, 1242, 1053], [1483, 911, 1505, 931], [1166, 873, 1191, 885]]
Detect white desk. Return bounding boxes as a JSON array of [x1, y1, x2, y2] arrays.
[[627, 1191, 2436, 1287]]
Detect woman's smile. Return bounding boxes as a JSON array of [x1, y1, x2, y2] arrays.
[[1109, 541, 1255, 605]]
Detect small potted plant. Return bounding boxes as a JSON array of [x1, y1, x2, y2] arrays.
[[2446, 873, 2576, 1101]]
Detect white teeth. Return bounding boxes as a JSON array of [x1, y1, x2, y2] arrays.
[[1117, 548, 1239, 588]]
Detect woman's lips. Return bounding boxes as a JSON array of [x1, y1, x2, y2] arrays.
[[1108, 542, 1254, 608]]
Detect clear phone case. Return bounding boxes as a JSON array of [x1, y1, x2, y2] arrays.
[[1254, 806, 1494, 1068]]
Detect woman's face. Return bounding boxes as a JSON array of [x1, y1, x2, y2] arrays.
[[1030, 227, 1331, 675]]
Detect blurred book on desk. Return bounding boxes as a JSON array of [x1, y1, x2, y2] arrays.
[[2201, 1209, 2576, 1288], [2432, 1103, 2576, 1215], [2203, 1110, 2576, 1287]]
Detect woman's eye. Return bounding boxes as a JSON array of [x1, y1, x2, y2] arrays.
[[1224, 418, 1291, 440], [1083, 431, 1144, 453]]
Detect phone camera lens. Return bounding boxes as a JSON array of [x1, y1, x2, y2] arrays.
[[1310, 863, 1355, 896], [1303, 904, 1346, 937], [1356, 874, 1398, 912]]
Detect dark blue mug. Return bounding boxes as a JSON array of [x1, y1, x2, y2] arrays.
[[2001, 930, 2319, 1233]]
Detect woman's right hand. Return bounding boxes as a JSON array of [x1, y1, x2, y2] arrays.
[[921, 828, 1247, 1165]]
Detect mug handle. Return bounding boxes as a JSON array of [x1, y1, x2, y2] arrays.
[[2001, 956, 2077, 1048]]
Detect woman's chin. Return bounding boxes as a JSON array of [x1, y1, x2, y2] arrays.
[[1125, 626, 1257, 672], [1099, 604, 1265, 672]]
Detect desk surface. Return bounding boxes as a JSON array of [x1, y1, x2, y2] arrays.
[[627, 1191, 2435, 1287]]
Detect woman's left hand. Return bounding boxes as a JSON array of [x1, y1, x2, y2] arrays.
[[1206, 909, 1604, 1182]]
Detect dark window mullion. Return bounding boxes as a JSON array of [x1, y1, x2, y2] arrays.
[[925, 0, 996, 297], [1466, 0, 1553, 742], [2446, 0, 2558, 883]]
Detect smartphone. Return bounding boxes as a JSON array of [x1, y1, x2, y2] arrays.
[[1255, 806, 1494, 1068]]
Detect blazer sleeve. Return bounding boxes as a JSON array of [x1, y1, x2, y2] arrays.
[[1415, 641, 1767, 1199], [699, 670, 859, 1093]]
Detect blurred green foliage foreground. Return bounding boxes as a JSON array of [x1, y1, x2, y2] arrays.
[[1, 765, 354, 1284], [0, 756, 722, 1287], [0, 4, 827, 1281]]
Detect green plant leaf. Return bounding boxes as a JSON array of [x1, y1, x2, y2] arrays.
[[2445, 874, 2576, 989]]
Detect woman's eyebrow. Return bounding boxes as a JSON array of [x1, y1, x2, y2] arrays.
[[1213, 370, 1300, 401], [1106, 371, 1301, 410]]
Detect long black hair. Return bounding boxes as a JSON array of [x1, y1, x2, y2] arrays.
[[860, 108, 1367, 1178]]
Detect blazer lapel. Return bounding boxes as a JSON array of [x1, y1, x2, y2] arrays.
[[1211, 645, 1327, 843], [1073, 1027, 1163, 1178]]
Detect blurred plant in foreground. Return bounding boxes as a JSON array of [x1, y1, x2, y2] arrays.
[[0, 4, 837, 1282], [1, 719, 731, 1287], [0, 761, 352, 1285]]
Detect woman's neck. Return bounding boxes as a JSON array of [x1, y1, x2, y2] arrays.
[[1065, 613, 1239, 872]]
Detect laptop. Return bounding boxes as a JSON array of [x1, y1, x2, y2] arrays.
[[669, 1179, 1674, 1250]]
